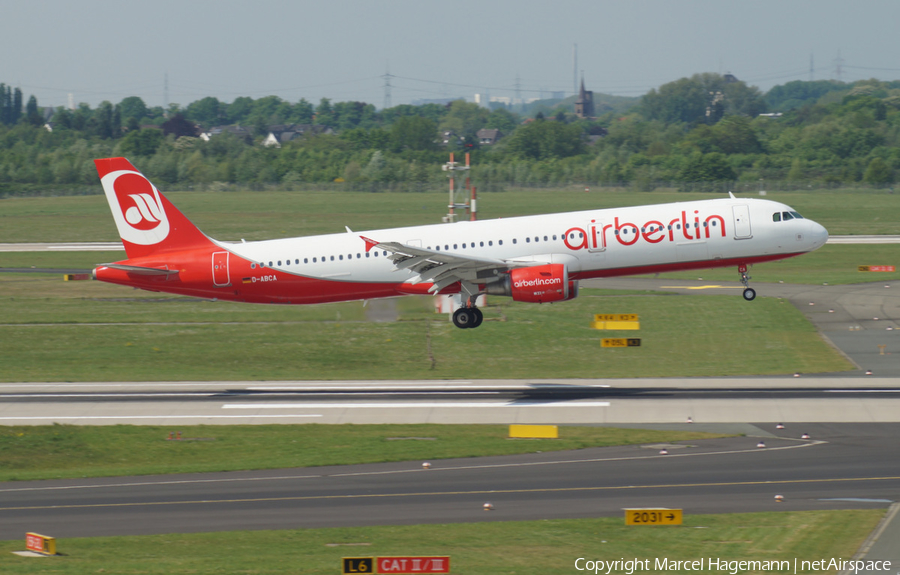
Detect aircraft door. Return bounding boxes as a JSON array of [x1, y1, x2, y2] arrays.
[[587, 220, 606, 253], [732, 205, 752, 239], [212, 251, 231, 287]]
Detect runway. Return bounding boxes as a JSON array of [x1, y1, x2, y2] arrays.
[[4, 378, 900, 425], [1, 423, 897, 540]]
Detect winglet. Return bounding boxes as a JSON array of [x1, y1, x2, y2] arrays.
[[360, 236, 379, 253]]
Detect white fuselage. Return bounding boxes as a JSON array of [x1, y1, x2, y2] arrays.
[[220, 197, 827, 286]]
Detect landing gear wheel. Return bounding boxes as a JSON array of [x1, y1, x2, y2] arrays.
[[743, 288, 756, 301], [452, 308, 474, 329], [452, 307, 484, 329]]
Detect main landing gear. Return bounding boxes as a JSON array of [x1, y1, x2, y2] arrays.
[[739, 263, 756, 301], [453, 283, 485, 329], [452, 306, 484, 329]]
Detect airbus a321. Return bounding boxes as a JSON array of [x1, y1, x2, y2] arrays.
[[92, 157, 828, 328]]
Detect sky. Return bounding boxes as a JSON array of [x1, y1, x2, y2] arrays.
[[3, 0, 900, 110]]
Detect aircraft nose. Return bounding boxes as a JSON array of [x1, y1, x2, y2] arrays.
[[808, 219, 829, 249]]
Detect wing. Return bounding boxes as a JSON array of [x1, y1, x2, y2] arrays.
[[360, 235, 533, 294]]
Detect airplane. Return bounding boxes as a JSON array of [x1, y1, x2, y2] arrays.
[[92, 157, 828, 329]]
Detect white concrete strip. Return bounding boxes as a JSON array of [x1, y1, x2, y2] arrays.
[[223, 401, 612, 409], [0, 242, 123, 252], [825, 390, 900, 393], [827, 236, 900, 244], [247, 385, 609, 391], [0, 415, 323, 421]]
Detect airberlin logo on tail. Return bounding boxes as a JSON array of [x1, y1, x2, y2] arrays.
[[101, 171, 170, 245]]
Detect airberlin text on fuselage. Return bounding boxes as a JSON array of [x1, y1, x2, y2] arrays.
[[564, 210, 727, 251]]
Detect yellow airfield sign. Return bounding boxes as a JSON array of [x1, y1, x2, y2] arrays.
[[592, 314, 640, 330], [625, 509, 683, 525]]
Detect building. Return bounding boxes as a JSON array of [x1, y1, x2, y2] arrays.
[[476, 128, 503, 145], [575, 78, 594, 119]]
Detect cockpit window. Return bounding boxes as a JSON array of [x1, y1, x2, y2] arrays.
[[782, 212, 794, 221], [790, 211, 804, 219], [773, 213, 781, 222]]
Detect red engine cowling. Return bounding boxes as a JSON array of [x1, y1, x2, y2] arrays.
[[485, 263, 578, 303]]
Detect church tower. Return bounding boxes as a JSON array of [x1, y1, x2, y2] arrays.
[[574, 78, 594, 119]]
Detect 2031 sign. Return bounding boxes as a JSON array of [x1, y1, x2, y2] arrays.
[[625, 509, 682, 525]]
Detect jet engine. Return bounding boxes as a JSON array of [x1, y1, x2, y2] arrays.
[[485, 263, 578, 303]]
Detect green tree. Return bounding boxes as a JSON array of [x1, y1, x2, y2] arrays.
[[185, 97, 224, 127], [119, 97, 149, 125], [863, 157, 893, 184], [119, 128, 164, 156], [485, 108, 518, 133], [389, 116, 438, 152], [439, 100, 489, 138], [315, 98, 334, 127], [291, 98, 315, 124], [25, 95, 43, 126], [678, 152, 736, 182], [502, 118, 585, 160]]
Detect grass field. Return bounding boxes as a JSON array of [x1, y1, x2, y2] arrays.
[[0, 510, 883, 574], [1, 187, 899, 242], [0, 424, 728, 481], [0, 271, 852, 380]]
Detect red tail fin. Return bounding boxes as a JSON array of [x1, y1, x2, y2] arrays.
[[94, 158, 214, 259]]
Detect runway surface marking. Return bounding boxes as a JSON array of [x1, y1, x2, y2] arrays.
[[222, 401, 612, 409], [4, 474, 894, 513], [0, 438, 823, 494], [659, 285, 743, 290], [0, 415, 323, 422]]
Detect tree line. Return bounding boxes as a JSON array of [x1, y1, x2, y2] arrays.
[[1, 74, 899, 197]]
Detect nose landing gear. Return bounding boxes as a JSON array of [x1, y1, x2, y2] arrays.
[[739, 263, 756, 301]]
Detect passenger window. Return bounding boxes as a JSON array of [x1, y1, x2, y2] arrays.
[[782, 212, 794, 221], [251, 263, 256, 269]]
